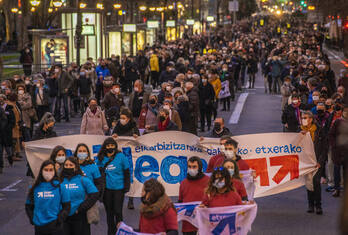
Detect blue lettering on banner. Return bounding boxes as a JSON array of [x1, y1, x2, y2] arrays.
[[209, 213, 236, 235], [134, 155, 160, 183], [117, 229, 136, 235], [161, 156, 187, 184], [176, 204, 198, 216]]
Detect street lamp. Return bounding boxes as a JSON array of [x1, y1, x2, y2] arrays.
[[156, 7, 164, 12], [30, 7, 36, 12], [48, 8, 53, 13], [11, 8, 19, 13], [168, 5, 174, 10], [139, 5, 147, 11], [52, 0, 63, 8], [30, 0, 41, 7], [149, 7, 156, 11], [79, 2, 87, 9], [113, 3, 122, 9], [96, 3, 104, 10]]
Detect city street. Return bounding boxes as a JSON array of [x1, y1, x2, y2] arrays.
[[0, 53, 345, 235]]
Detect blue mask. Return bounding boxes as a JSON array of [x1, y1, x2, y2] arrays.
[[77, 152, 88, 161]]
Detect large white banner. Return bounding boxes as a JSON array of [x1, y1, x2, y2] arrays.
[[25, 131, 317, 198]]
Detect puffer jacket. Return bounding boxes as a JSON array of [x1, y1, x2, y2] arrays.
[[80, 107, 108, 135]]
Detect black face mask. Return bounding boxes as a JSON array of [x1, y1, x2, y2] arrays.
[[149, 99, 156, 105], [159, 116, 166, 122], [61, 168, 75, 178], [106, 148, 115, 155], [335, 105, 342, 111], [214, 123, 221, 131], [325, 105, 331, 110], [317, 110, 325, 116]]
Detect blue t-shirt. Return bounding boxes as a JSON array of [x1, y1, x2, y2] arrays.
[[61, 175, 98, 216], [81, 163, 101, 182], [96, 153, 130, 190], [26, 180, 70, 226]]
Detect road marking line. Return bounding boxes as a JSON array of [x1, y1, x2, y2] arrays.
[[229, 93, 249, 124], [0, 179, 22, 192]]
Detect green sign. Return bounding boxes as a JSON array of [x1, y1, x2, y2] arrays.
[[82, 25, 95, 35]]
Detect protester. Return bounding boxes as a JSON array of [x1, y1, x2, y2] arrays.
[[25, 160, 71, 235], [223, 159, 248, 201], [32, 112, 57, 140], [139, 178, 178, 234], [179, 157, 209, 235], [7, 92, 22, 161], [201, 167, 242, 207], [210, 117, 231, 138], [34, 79, 50, 121], [146, 108, 178, 132], [128, 80, 150, 119], [138, 94, 159, 130], [17, 84, 35, 141], [162, 99, 182, 130], [198, 74, 215, 132], [60, 157, 99, 235], [111, 107, 139, 138], [102, 82, 124, 127], [49, 145, 67, 174], [96, 137, 130, 235], [80, 98, 108, 135], [185, 82, 199, 135], [54, 64, 73, 122]]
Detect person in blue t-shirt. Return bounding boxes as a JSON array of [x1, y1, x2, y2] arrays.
[[96, 137, 130, 235], [25, 160, 71, 235], [60, 157, 99, 235], [74, 143, 104, 197], [49, 145, 67, 175]]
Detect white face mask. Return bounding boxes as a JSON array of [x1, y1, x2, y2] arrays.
[[120, 119, 128, 125], [163, 105, 170, 110], [302, 119, 309, 126], [187, 74, 192, 79], [134, 87, 139, 92], [292, 100, 299, 105], [202, 79, 207, 83], [36, 84, 41, 88], [18, 90, 24, 95], [55, 156, 66, 164], [42, 171, 55, 182], [225, 150, 236, 159], [187, 168, 198, 177], [54, 68, 60, 73], [166, 86, 171, 91], [25, 80, 30, 85], [312, 96, 319, 101]]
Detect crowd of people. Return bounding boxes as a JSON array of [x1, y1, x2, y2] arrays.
[[0, 13, 346, 235]]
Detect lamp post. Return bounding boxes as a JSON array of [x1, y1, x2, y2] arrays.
[[113, 3, 122, 25], [76, 0, 82, 66]]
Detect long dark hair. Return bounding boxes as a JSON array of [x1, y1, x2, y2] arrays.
[[73, 143, 94, 165], [49, 145, 66, 162], [205, 167, 233, 197], [59, 157, 84, 181], [223, 159, 241, 180], [143, 178, 165, 205], [97, 137, 120, 162], [28, 160, 59, 201]]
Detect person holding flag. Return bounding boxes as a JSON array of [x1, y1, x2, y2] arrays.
[[179, 157, 210, 235]]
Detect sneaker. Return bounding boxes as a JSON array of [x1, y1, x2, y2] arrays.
[[316, 207, 323, 215], [326, 186, 334, 192], [307, 205, 314, 213]]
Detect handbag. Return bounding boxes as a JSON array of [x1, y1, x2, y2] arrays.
[[86, 202, 100, 225]]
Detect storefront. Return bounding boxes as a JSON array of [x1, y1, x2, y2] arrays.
[[61, 11, 105, 64]]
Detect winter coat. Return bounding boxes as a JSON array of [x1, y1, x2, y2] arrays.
[[198, 82, 215, 109], [177, 100, 191, 132], [32, 127, 57, 140], [102, 91, 125, 111], [57, 71, 73, 96], [0, 104, 15, 146], [186, 87, 200, 117], [80, 107, 108, 135], [280, 84, 294, 110], [8, 101, 21, 139], [150, 54, 159, 72], [33, 87, 50, 107], [77, 76, 92, 96], [18, 93, 33, 128], [210, 78, 221, 99], [281, 104, 305, 132], [128, 90, 150, 117], [159, 70, 177, 84], [112, 120, 140, 136], [138, 104, 159, 129], [46, 77, 58, 98], [329, 118, 348, 165]]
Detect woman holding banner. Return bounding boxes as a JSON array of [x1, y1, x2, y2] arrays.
[[139, 178, 178, 235], [60, 157, 99, 235], [96, 137, 130, 235], [201, 167, 242, 208], [25, 160, 71, 235], [223, 159, 248, 201]]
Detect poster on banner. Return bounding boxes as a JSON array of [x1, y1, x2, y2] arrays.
[[25, 131, 317, 198], [175, 202, 200, 227], [219, 80, 231, 98], [196, 204, 257, 235], [116, 222, 161, 235]]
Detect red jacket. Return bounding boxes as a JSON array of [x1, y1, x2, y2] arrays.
[[139, 207, 178, 234], [179, 175, 210, 232], [202, 190, 242, 208], [232, 178, 248, 200], [206, 153, 250, 173]]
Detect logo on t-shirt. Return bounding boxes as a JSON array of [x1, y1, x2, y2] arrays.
[[65, 183, 79, 189], [106, 164, 116, 171], [37, 191, 54, 198]]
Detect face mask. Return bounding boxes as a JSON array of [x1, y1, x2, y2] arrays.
[[149, 99, 156, 105], [312, 96, 319, 101], [1, 86, 6, 90], [317, 109, 324, 116], [292, 100, 299, 105], [166, 86, 171, 91], [187, 74, 192, 79], [163, 105, 170, 110], [223, 68, 228, 72], [25, 80, 30, 85], [213, 180, 225, 189], [80, 72, 86, 76], [302, 119, 308, 126], [214, 123, 221, 131], [18, 90, 24, 95], [228, 169, 235, 177], [36, 84, 41, 88], [62, 168, 75, 177], [202, 79, 207, 83], [225, 150, 236, 159], [42, 171, 55, 182], [134, 87, 139, 92], [54, 68, 60, 73], [159, 116, 166, 122], [106, 148, 115, 154], [120, 119, 128, 125], [188, 168, 198, 177], [77, 152, 88, 161], [325, 105, 331, 110], [56, 156, 66, 164]]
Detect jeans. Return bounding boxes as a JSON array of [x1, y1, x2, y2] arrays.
[[55, 94, 69, 121], [0, 144, 13, 168]]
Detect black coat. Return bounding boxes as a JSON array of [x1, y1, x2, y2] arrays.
[[77, 76, 92, 96], [112, 120, 139, 136], [32, 127, 57, 141], [281, 104, 305, 132], [0, 104, 15, 146], [198, 82, 215, 109]]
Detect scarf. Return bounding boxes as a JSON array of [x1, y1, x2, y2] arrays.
[[140, 194, 175, 219], [148, 104, 158, 116], [301, 124, 317, 142], [158, 117, 170, 131]]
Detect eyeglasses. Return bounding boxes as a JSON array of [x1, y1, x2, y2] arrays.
[[214, 167, 224, 171]]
